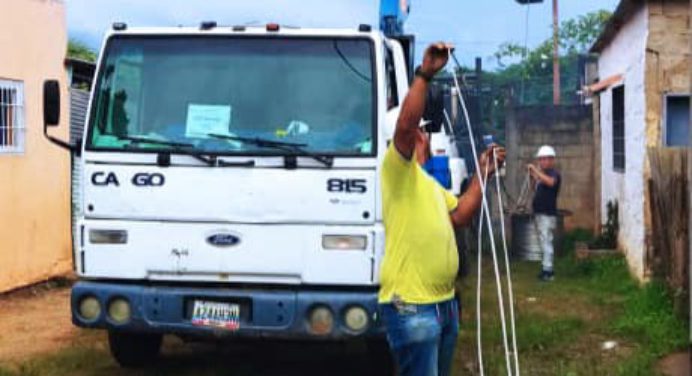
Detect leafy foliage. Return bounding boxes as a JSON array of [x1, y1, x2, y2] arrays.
[[453, 9, 613, 138], [67, 39, 97, 62], [489, 10, 612, 107], [590, 200, 619, 249], [494, 10, 612, 69]]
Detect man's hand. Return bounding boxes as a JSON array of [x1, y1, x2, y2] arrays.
[[527, 163, 556, 187], [421, 42, 453, 77], [478, 144, 506, 177], [393, 42, 454, 160], [527, 164, 537, 178], [450, 144, 506, 228]]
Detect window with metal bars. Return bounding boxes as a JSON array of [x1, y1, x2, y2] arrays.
[[0, 79, 25, 153], [612, 85, 625, 172]]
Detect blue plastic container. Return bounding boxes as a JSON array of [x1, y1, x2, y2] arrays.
[[424, 155, 452, 189]]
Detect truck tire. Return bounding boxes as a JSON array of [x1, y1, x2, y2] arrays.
[[108, 331, 162, 368], [366, 338, 395, 375]]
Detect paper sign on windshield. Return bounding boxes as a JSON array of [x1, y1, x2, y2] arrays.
[[185, 104, 232, 138]]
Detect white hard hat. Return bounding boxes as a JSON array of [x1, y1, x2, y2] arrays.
[[536, 145, 556, 158]]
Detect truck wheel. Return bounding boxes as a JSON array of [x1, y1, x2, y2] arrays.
[[108, 331, 162, 368], [366, 338, 395, 375]]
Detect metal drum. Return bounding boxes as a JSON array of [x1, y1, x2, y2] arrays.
[[511, 214, 542, 261], [510, 212, 566, 261]]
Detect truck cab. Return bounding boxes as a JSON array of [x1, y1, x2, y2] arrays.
[[43, 23, 464, 367]]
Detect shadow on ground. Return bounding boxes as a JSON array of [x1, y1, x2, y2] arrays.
[[1, 335, 387, 376]]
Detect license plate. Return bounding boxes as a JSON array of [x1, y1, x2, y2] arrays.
[[191, 300, 240, 330]]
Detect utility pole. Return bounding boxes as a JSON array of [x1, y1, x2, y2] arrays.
[[475, 57, 483, 138], [552, 0, 560, 105]]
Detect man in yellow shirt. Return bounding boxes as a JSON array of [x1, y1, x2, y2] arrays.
[[379, 43, 505, 376]]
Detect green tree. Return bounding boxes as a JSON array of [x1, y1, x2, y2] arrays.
[[558, 9, 613, 54], [494, 10, 612, 68], [488, 9, 612, 106], [449, 10, 613, 138], [67, 39, 97, 62]]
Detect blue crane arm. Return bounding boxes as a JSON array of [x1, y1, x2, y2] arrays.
[[380, 0, 410, 36]]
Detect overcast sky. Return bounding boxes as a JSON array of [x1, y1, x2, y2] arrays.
[[67, 0, 619, 69]]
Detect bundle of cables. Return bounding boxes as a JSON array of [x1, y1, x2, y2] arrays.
[[446, 50, 520, 376]]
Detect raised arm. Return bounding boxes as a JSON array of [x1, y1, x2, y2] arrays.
[[393, 43, 452, 159], [450, 145, 506, 227], [528, 165, 557, 187]]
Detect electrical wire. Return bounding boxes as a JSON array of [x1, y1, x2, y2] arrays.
[[494, 149, 520, 376], [447, 107, 487, 376], [448, 50, 514, 375], [446, 108, 487, 375], [514, 173, 533, 212], [477, 158, 489, 376]]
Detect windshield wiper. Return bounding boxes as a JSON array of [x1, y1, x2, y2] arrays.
[[117, 135, 219, 167], [208, 133, 334, 168]]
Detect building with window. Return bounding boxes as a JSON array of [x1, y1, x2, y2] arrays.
[[588, 0, 689, 279], [0, 0, 71, 292]]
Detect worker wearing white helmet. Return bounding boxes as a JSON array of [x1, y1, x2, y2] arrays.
[[528, 145, 561, 281]]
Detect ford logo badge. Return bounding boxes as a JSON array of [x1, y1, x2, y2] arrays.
[[207, 233, 241, 247]]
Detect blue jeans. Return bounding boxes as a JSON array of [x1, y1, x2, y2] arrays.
[[379, 298, 460, 376]]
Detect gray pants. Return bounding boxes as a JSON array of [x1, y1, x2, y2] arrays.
[[535, 214, 557, 272]]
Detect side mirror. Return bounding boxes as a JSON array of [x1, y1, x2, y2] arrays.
[[43, 80, 60, 127], [423, 85, 444, 133], [43, 80, 76, 153]]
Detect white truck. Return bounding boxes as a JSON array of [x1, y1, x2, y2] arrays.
[[43, 21, 465, 367]]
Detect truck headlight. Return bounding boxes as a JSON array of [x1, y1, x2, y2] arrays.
[[89, 229, 128, 244], [322, 235, 367, 250], [307, 306, 334, 335], [78, 296, 101, 321], [344, 306, 369, 333], [108, 298, 132, 324]]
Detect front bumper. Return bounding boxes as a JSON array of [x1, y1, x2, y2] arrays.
[[71, 281, 384, 340]]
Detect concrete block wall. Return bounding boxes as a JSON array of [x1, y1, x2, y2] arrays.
[[505, 105, 595, 231]]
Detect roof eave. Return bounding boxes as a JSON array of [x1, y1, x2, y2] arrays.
[[589, 0, 645, 53]]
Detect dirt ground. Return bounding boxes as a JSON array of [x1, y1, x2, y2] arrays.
[[657, 351, 691, 376], [0, 285, 77, 362]]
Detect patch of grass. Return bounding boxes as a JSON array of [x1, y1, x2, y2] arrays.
[[456, 229, 688, 375], [558, 234, 688, 374], [516, 315, 584, 351], [611, 281, 688, 355]]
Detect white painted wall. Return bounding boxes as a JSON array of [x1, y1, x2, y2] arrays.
[[598, 5, 648, 279]]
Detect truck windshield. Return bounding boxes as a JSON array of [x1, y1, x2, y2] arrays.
[[87, 36, 375, 156]]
